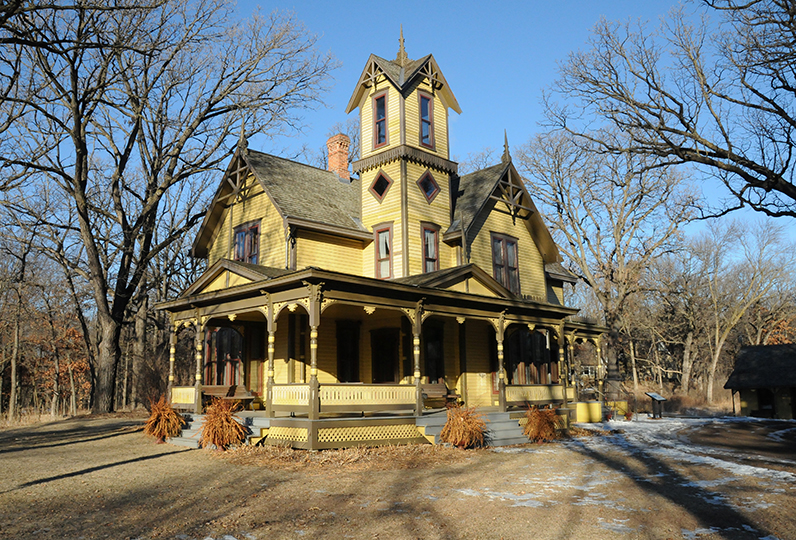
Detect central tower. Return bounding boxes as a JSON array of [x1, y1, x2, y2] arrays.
[[346, 31, 461, 279]]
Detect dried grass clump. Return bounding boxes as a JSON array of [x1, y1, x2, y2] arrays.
[[439, 405, 488, 449], [143, 396, 185, 443], [199, 398, 248, 450], [523, 406, 561, 443], [219, 443, 469, 471]]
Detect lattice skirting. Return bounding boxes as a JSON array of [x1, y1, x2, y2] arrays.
[[266, 426, 308, 442], [317, 424, 423, 443]]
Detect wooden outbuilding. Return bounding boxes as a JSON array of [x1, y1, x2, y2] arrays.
[[725, 344, 796, 419]]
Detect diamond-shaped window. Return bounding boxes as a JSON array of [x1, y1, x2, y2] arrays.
[[417, 171, 440, 203], [369, 171, 393, 202]]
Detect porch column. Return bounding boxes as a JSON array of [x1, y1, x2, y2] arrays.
[[595, 337, 604, 398], [494, 313, 506, 412], [306, 282, 322, 421], [193, 318, 205, 414], [412, 302, 424, 416], [167, 320, 176, 404], [557, 327, 569, 421], [265, 298, 276, 418]]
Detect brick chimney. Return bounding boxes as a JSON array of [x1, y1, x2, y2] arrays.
[[327, 133, 350, 181]]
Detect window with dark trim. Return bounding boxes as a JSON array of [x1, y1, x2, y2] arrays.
[[421, 223, 440, 273], [374, 224, 392, 279], [491, 233, 520, 294], [419, 92, 434, 148], [369, 170, 393, 202], [234, 221, 259, 264], [373, 92, 388, 148], [417, 170, 440, 203]]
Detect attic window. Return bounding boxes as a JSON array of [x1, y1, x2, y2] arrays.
[[419, 92, 434, 149], [417, 171, 440, 203], [234, 222, 259, 265], [369, 171, 393, 202], [373, 91, 388, 148]]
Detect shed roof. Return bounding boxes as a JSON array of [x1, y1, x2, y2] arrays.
[[724, 344, 796, 390]]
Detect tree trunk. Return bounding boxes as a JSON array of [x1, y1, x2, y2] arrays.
[[603, 314, 623, 401], [131, 296, 148, 408], [680, 331, 694, 395], [629, 339, 639, 396], [68, 361, 77, 416], [92, 316, 123, 413], [706, 335, 728, 404], [8, 302, 21, 421]]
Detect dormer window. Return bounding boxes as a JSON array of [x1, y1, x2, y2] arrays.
[[369, 170, 393, 202], [234, 222, 259, 264], [419, 92, 434, 148], [417, 171, 440, 203], [373, 92, 387, 148]]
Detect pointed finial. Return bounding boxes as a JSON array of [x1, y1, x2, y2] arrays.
[[396, 25, 408, 66], [502, 129, 511, 163], [238, 122, 248, 155]]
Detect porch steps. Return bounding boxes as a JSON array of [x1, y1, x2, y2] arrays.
[[167, 413, 272, 449], [416, 411, 529, 447]]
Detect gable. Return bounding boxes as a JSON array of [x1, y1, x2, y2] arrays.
[[345, 54, 461, 115], [180, 259, 290, 298], [392, 264, 514, 299]]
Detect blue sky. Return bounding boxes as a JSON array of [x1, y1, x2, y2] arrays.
[[240, 0, 690, 161]]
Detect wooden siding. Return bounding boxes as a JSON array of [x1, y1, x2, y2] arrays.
[[468, 203, 547, 299], [360, 161, 403, 278], [405, 161, 452, 275], [462, 320, 495, 408], [295, 231, 363, 274], [403, 78, 449, 158], [207, 174, 285, 268], [360, 78, 401, 159]]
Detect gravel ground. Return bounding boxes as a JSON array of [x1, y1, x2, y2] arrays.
[[0, 413, 794, 540]]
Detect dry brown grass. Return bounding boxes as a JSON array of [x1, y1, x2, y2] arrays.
[[216, 442, 472, 471], [439, 405, 489, 449], [199, 398, 248, 450], [522, 406, 562, 443], [143, 396, 184, 442]]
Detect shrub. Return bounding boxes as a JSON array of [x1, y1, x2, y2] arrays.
[[523, 406, 561, 443], [199, 398, 248, 450], [439, 405, 488, 449], [143, 396, 185, 443]]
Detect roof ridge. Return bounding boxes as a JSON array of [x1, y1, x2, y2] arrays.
[[246, 148, 340, 178]]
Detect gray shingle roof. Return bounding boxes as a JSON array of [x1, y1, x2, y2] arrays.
[[246, 150, 364, 232], [446, 161, 511, 236], [724, 344, 796, 390]]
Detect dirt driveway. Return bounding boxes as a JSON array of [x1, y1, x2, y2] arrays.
[[0, 413, 794, 540]]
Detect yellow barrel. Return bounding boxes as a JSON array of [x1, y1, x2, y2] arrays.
[[588, 401, 603, 422]]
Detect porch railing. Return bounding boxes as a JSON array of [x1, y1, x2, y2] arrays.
[[505, 384, 576, 406], [271, 383, 311, 414], [170, 386, 196, 409], [319, 383, 416, 412], [268, 382, 417, 416]]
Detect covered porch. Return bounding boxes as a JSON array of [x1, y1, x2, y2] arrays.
[[158, 264, 604, 449]]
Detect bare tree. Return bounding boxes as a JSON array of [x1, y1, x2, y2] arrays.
[[0, 0, 335, 412], [547, 1, 796, 219], [517, 131, 698, 399]]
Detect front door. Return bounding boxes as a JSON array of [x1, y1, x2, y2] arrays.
[[371, 328, 399, 383]]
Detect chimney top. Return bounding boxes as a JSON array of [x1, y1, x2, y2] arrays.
[[327, 133, 350, 182]]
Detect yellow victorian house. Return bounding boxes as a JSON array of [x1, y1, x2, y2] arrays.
[[158, 38, 604, 449]]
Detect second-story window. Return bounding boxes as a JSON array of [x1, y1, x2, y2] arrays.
[[419, 93, 433, 148], [491, 233, 520, 294], [375, 224, 392, 278], [373, 92, 387, 148], [422, 223, 439, 273], [234, 222, 259, 264]]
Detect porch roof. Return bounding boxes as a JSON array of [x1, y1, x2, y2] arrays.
[[156, 263, 589, 328]]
